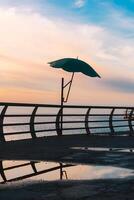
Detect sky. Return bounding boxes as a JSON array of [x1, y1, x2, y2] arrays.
[[0, 0, 134, 106]]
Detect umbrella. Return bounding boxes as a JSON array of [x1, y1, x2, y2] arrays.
[[48, 57, 101, 136], [49, 58, 100, 78], [48, 57, 101, 104]]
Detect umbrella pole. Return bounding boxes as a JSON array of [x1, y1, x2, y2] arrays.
[[60, 73, 74, 135], [64, 72, 74, 103], [60, 78, 64, 135]]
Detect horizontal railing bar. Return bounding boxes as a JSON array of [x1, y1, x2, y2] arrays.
[[3, 114, 57, 117], [3, 121, 84, 126], [4, 131, 32, 135], [4, 124, 131, 135], [35, 127, 107, 132], [65, 114, 130, 117], [4, 128, 85, 135], [88, 119, 129, 123], [84, 126, 110, 129], [3, 123, 31, 126], [89, 114, 126, 116], [72, 125, 130, 129], [0, 102, 61, 108], [2, 114, 87, 117], [54, 125, 130, 130], [2, 113, 129, 117], [35, 127, 86, 132], [69, 119, 132, 123], [111, 125, 130, 128], [63, 105, 134, 109], [88, 120, 111, 123], [3, 119, 130, 127], [3, 121, 86, 126], [3, 122, 56, 126], [62, 119, 130, 123], [0, 102, 134, 109], [3, 119, 128, 126], [4, 128, 59, 135], [88, 125, 129, 129]]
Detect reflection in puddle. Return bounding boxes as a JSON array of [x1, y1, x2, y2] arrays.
[[0, 161, 73, 183], [0, 160, 133, 184]]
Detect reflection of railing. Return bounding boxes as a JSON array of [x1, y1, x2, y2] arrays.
[[0, 160, 72, 183], [0, 102, 134, 141]]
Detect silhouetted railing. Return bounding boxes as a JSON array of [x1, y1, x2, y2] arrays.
[[0, 102, 133, 141]]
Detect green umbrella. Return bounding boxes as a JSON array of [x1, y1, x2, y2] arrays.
[[48, 57, 100, 103], [49, 57, 100, 78], [48, 57, 101, 135]]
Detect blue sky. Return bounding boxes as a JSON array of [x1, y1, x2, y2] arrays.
[[0, 0, 134, 35], [0, 0, 134, 18], [0, 0, 134, 19], [0, 0, 133, 36]]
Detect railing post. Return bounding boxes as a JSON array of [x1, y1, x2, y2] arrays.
[[109, 108, 115, 135], [0, 161, 7, 182], [128, 109, 134, 136], [59, 163, 63, 180], [85, 108, 91, 135], [60, 78, 64, 136], [30, 106, 38, 139], [30, 161, 37, 173], [56, 78, 64, 136], [0, 105, 8, 142], [56, 108, 62, 136]]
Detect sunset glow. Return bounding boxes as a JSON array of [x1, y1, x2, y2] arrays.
[[0, 1, 134, 105]]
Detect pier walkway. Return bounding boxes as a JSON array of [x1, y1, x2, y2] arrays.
[[0, 134, 134, 162], [0, 102, 133, 166], [0, 103, 134, 197]]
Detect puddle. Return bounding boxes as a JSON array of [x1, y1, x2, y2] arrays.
[[0, 160, 133, 184], [72, 147, 134, 152]]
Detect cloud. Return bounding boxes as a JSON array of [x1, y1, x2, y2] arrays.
[[102, 78, 134, 94], [0, 6, 134, 105], [74, 0, 86, 8], [97, 1, 134, 34]]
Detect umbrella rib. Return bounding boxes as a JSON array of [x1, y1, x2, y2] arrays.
[[64, 72, 74, 103], [63, 77, 73, 88]]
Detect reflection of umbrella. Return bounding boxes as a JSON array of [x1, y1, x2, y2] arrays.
[[48, 57, 101, 104]]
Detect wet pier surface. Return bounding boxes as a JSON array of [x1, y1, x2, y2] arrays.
[[1, 134, 134, 200], [1, 178, 134, 200], [0, 134, 134, 169]]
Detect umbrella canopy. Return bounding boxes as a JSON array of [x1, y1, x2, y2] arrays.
[[48, 58, 100, 78]]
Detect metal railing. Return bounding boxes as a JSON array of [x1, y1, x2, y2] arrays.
[[0, 102, 133, 141]]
